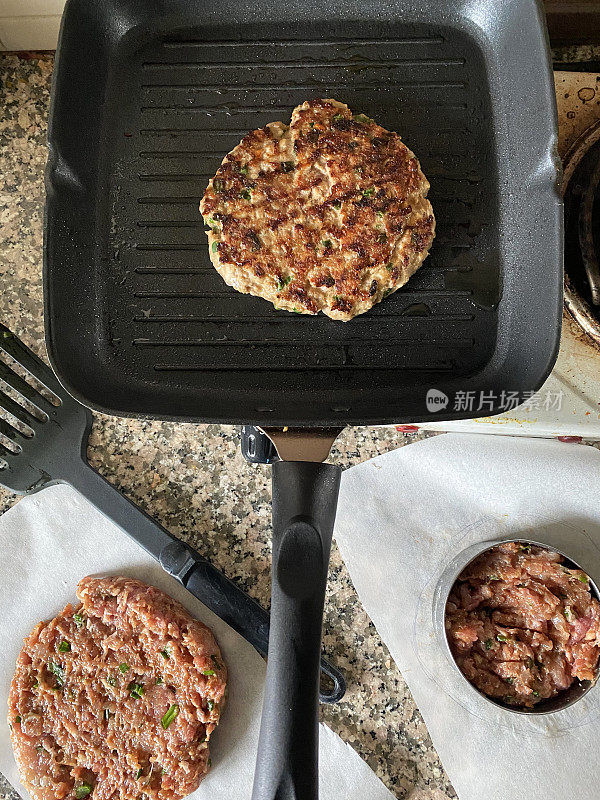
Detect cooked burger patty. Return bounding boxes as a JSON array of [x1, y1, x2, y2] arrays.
[[200, 98, 435, 321], [445, 542, 600, 708], [8, 576, 227, 800]]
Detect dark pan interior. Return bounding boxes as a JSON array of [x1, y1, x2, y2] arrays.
[[44, 0, 562, 425]]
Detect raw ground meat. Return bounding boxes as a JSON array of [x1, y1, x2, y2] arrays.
[[8, 576, 227, 800], [445, 542, 600, 708]]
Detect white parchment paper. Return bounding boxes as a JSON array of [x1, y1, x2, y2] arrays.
[[333, 433, 600, 800], [0, 484, 394, 800]]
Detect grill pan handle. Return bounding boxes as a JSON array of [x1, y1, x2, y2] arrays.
[[252, 460, 341, 800]]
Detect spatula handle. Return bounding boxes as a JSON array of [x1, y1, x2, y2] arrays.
[[62, 460, 345, 703], [252, 461, 341, 800]]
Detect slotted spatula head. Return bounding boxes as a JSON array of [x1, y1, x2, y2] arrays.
[[0, 324, 91, 494]]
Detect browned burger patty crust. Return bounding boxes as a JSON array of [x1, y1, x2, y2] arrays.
[[445, 542, 600, 708], [8, 576, 227, 800], [200, 98, 435, 321]]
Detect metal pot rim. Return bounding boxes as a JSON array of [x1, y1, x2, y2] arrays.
[[438, 537, 600, 715], [562, 120, 600, 347]]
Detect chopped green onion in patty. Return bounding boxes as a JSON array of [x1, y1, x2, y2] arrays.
[[161, 704, 180, 730], [128, 682, 144, 699], [49, 661, 65, 688]]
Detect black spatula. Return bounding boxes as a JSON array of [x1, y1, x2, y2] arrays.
[[0, 323, 344, 703]]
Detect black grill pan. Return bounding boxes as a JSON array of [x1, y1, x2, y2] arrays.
[[44, 2, 562, 799], [45, 0, 562, 427]]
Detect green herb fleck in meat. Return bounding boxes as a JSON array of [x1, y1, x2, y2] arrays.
[[202, 669, 215, 677], [240, 189, 252, 200], [362, 188, 375, 198], [332, 114, 344, 121], [136, 769, 143, 780], [353, 113, 372, 124], [496, 634, 508, 642], [14, 716, 21, 724], [211, 241, 219, 252], [107, 676, 116, 686], [160, 649, 170, 660], [239, 164, 249, 175], [383, 289, 392, 297], [73, 614, 85, 628], [49, 661, 65, 688], [128, 682, 145, 699], [518, 544, 532, 553], [322, 239, 332, 249], [161, 704, 180, 730], [119, 663, 129, 673], [333, 200, 342, 210], [75, 784, 93, 799], [532, 690, 540, 697], [213, 178, 224, 193], [484, 639, 493, 651], [276, 275, 291, 291], [58, 641, 71, 653], [207, 699, 215, 712], [505, 677, 514, 685], [385, 263, 393, 272], [578, 574, 589, 583]]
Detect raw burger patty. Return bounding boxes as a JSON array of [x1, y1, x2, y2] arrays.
[[8, 576, 227, 800], [445, 542, 600, 708], [200, 98, 435, 321]]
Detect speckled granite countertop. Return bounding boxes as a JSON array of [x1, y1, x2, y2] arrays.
[[1, 52, 448, 800]]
